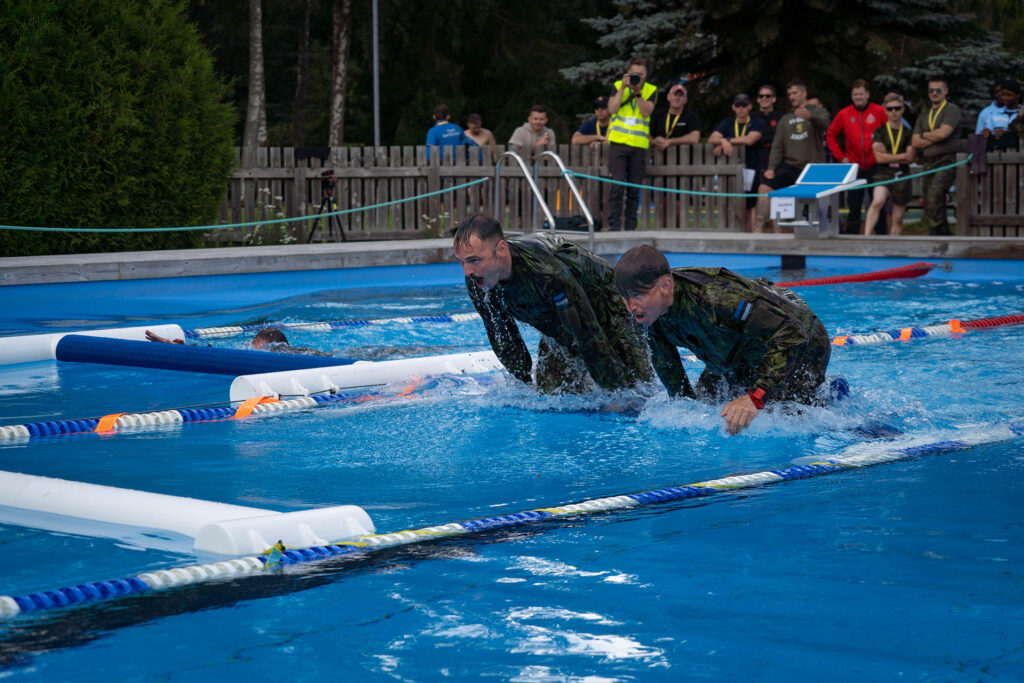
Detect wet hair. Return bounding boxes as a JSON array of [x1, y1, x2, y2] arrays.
[[454, 214, 505, 250], [613, 245, 670, 297], [253, 327, 288, 346], [433, 103, 449, 121], [851, 78, 869, 91], [467, 112, 482, 125]]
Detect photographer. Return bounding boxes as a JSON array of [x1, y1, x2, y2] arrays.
[[606, 56, 657, 231]]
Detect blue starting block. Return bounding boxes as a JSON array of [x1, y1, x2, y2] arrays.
[[768, 163, 866, 238]]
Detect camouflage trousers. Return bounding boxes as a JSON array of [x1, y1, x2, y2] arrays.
[[921, 155, 955, 236], [534, 328, 654, 395]]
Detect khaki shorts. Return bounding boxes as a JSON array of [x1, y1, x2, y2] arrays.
[[874, 167, 912, 206]]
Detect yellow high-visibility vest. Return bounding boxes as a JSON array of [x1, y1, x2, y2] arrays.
[[608, 80, 658, 149]]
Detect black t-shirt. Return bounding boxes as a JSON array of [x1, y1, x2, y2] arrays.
[[752, 109, 782, 169], [651, 107, 700, 140]]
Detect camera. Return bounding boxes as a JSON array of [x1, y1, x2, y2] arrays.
[[628, 73, 642, 86], [320, 169, 336, 194]]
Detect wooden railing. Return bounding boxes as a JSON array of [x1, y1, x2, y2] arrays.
[[212, 144, 747, 244], [955, 151, 1024, 237]]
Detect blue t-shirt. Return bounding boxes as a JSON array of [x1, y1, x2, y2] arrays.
[[426, 121, 479, 161], [713, 116, 765, 169], [575, 117, 610, 138]]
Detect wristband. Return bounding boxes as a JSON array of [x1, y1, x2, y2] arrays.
[[747, 388, 766, 410]]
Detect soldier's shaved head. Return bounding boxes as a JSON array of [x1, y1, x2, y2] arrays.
[[613, 245, 670, 297]]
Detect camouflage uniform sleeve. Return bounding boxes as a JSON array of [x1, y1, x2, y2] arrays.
[[648, 328, 695, 398], [551, 271, 636, 391], [465, 277, 533, 385]]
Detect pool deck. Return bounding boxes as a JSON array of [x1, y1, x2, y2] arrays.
[[2, 232, 1022, 286]]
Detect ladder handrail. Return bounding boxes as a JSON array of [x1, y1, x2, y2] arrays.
[[536, 151, 596, 252], [493, 151, 556, 234]]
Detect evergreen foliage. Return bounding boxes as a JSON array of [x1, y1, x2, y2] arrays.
[[0, 0, 236, 256]]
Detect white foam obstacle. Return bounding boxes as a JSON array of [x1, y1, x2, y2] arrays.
[[0, 324, 184, 366], [0, 471, 374, 557], [230, 350, 504, 401]]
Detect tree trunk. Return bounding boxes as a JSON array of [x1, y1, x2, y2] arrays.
[[243, 0, 267, 160], [292, 0, 311, 148], [329, 0, 352, 147]]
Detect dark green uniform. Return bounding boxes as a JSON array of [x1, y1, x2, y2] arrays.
[[647, 267, 830, 404], [466, 234, 652, 393]]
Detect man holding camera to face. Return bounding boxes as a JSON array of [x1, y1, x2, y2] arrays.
[[606, 56, 657, 231]]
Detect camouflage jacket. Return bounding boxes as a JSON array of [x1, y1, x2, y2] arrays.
[[465, 233, 643, 390], [648, 267, 825, 400]]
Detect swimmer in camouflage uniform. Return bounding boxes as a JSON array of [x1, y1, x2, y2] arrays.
[[453, 214, 652, 394], [613, 245, 831, 435]]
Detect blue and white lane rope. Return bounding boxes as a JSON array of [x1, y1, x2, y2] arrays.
[[0, 393, 368, 442], [3, 419, 1021, 619], [185, 313, 482, 339]]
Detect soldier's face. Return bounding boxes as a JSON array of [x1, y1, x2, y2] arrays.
[[455, 235, 509, 290], [621, 275, 673, 327]]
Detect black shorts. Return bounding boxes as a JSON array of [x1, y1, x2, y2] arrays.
[[763, 162, 801, 190]]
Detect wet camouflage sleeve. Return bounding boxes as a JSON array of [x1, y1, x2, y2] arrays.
[[648, 328, 696, 398], [742, 297, 819, 399], [465, 277, 533, 385]]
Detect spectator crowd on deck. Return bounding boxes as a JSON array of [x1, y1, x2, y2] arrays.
[[426, 62, 1022, 237]]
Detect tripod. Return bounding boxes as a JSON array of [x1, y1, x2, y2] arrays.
[[306, 173, 347, 243]]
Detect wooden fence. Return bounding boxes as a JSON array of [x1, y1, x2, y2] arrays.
[[955, 152, 1024, 237], [212, 144, 747, 244]]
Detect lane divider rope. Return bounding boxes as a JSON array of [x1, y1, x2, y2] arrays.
[[2, 419, 1020, 618], [831, 312, 1024, 347]]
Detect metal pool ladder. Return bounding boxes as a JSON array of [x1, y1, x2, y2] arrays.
[[493, 150, 597, 251]]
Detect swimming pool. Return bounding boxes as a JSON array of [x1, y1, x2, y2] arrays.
[[1, 255, 1023, 679]]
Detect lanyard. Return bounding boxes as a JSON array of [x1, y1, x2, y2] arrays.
[[885, 123, 903, 155], [665, 111, 682, 138], [597, 121, 607, 137], [734, 118, 748, 138], [928, 101, 947, 131]]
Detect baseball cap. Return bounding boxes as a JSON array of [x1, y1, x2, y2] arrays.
[[594, 95, 609, 108], [669, 83, 687, 96], [1002, 77, 1021, 94], [733, 94, 752, 106]]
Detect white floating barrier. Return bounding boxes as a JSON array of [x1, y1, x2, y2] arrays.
[[229, 350, 504, 401], [0, 324, 184, 366], [0, 470, 373, 557]]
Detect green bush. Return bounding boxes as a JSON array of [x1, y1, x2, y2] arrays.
[[0, 0, 235, 256]]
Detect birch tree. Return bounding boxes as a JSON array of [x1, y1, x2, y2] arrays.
[[242, 0, 267, 156], [328, 0, 352, 147]]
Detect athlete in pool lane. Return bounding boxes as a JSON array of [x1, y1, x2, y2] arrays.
[[453, 214, 652, 394], [613, 245, 831, 435]]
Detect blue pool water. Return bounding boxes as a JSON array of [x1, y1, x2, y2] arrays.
[[1, 256, 1023, 679]]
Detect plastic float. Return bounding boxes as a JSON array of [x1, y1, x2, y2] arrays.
[[831, 312, 1024, 346], [0, 324, 184, 366], [0, 470, 373, 557], [229, 350, 503, 400], [3, 418, 1021, 619]]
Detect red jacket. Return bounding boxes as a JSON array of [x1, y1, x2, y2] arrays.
[[826, 103, 887, 170]]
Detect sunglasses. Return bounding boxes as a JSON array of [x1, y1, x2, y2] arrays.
[[885, 105, 903, 111], [928, 88, 944, 94], [758, 94, 774, 98]]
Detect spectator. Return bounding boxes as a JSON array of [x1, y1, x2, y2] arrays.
[[606, 56, 657, 231], [863, 92, 916, 236], [571, 95, 612, 148], [708, 93, 765, 230], [425, 103, 479, 162], [911, 76, 962, 236], [754, 79, 831, 232], [464, 113, 498, 162], [827, 79, 887, 234], [508, 104, 556, 161], [975, 78, 1005, 140], [651, 82, 701, 150], [752, 85, 782, 180], [986, 77, 1021, 151]]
